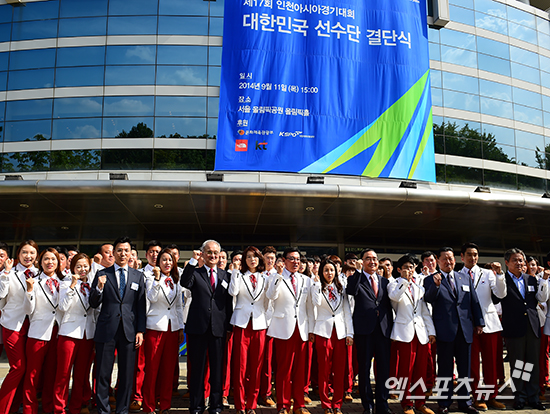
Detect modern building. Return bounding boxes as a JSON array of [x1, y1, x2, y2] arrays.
[[0, 0, 549, 259]]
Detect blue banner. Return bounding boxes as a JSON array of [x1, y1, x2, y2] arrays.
[[215, 0, 435, 181]]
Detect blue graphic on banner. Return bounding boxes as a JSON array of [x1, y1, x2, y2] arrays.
[[215, 0, 435, 181]]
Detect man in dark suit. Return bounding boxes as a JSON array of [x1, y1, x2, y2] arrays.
[[496, 248, 549, 410], [346, 248, 394, 414], [181, 239, 233, 414], [423, 247, 484, 414], [90, 236, 146, 414]]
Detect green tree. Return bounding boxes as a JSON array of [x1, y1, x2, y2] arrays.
[[116, 122, 154, 138]]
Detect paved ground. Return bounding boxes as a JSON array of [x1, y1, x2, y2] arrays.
[[0, 355, 548, 414]]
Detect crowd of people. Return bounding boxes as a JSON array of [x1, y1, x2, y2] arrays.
[[0, 238, 549, 414]]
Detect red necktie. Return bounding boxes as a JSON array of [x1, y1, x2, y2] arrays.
[[46, 278, 59, 294], [408, 284, 414, 301], [24, 269, 33, 279], [81, 282, 90, 295], [210, 268, 215, 291], [250, 274, 257, 290], [291, 273, 297, 295], [165, 277, 174, 290], [328, 285, 336, 302], [371, 275, 378, 297], [469, 269, 474, 280]]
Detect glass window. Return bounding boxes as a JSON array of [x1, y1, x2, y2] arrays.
[[0, 72, 7, 92], [510, 46, 539, 69], [2, 151, 51, 172], [440, 30, 476, 51], [156, 66, 207, 86], [474, 0, 506, 18], [55, 66, 104, 87], [444, 165, 483, 185], [108, 16, 158, 35], [8, 68, 54, 90], [516, 147, 538, 167], [106, 46, 156, 65], [208, 66, 221, 86], [210, 17, 224, 36], [475, 12, 508, 36], [154, 149, 209, 170], [480, 97, 513, 119], [4, 120, 51, 142], [157, 46, 207, 65], [429, 42, 441, 61], [102, 118, 154, 138], [479, 79, 511, 101], [159, 0, 208, 16], [0, 102, 5, 122], [53, 97, 103, 118], [50, 150, 101, 171], [514, 104, 543, 126], [208, 97, 219, 118], [482, 142, 515, 163], [428, 28, 440, 43], [52, 118, 102, 139], [11, 21, 58, 41], [105, 66, 155, 85], [0, 6, 12, 23], [102, 149, 153, 170], [155, 117, 207, 138], [430, 70, 442, 88], [155, 97, 206, 117], [518, 175, 545, 192], [545, 112, 550, 128], [476, 37, 509, 60], [541, 55, 550, 74], [542, 72, 550, 89], [108, 0, 159, 16], [6, 99, 53, 121], [12, 0, 59, 21], [210, 0, 225, 17], [449, 5, 475, 26], [540, 33, 550, 52], [207, 118, 218, 138], [60, 0, 108, 17], [516, 130, 545, 151], [0, 52, 8, 71], [0, 23, 11, 42], [209, 47, 222, 66], [543, 95, 550, 112], [442, 72, 479, 95], [478, 53, 510, 77], [9, 49, 56, 71], [483, 170, 517, 190], [443, 117, 481, 132], [450, 0, 473, 8], [58, 17, 107, 37], [510, 62, 539, 85], [158, 16, 208, 35], [538, 16, 550, 35], [507, 6, 536, 29], [508, 22, 537, 45], [57, 46, 105, 67], [104, 96, 154, 117], [513, 87, 542, 110], [440, 45, 477, 68], [443, 90, 480, 113]]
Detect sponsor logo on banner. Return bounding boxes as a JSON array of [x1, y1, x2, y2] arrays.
[[235, 139, 248, 152]]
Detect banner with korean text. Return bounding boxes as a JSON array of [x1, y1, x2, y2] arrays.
[[215, 0, 435, 181]]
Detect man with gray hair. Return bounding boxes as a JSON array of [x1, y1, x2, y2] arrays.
[[181, 240, 233, 414]]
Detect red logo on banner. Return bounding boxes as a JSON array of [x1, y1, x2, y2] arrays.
[[235, 139, 248, 152]]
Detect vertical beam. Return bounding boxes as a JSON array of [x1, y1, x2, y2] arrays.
[[431, 0, 450, 27]]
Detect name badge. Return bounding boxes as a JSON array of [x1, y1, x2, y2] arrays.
[[131, 282, 139, 291], [221, 279, 228, 289], [528, 285, 535, 292], [462, 285, 470, 292]]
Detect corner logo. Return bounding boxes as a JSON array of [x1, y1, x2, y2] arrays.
[[512, 360, 533, 381], [256, 141, 267, 150], [235, 139, 248, 152]]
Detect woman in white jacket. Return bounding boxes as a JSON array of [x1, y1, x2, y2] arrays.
[[53, 253, 97, 414], [228, 246, 269, 414], [310, 258, 354, 414], [0, 240, 38, 414], [23, 247, 64, 414], [142, 248, 184, 414]]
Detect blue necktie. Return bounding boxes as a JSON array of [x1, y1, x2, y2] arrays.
[[119, 268, 126, 298]]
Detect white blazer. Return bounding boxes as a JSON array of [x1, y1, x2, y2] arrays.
[[25, 273, 61, 341], [58, 278, 97, 339], [388, 277, 435, 344], [0, 263, 38, 332], [457, 265, 506, 334], [146, 274, 184, 332], [263, 268, 276, 325], [311, 281, 353, 340], [266, 269, 314, 341], [229, 270, 269, 330]]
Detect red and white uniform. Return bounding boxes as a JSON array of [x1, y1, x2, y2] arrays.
[[229, 269, 269, 411], [266, 269, 314, 411], [388, 277, 435, 409], [53, 278, 97, 414], [142, 274, 184, 413], [23, 272, 61, 414], [311, 281, 353, 410], [260, 268, 276, 400]]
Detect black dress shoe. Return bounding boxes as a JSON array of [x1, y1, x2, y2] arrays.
[[513, 401, 525, 410], [458, 406, 479, 414], [363, 409, 374, 414], [438, 407, 449, 414], [529, 402, 546, 411]]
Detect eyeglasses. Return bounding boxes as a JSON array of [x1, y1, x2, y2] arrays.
[[285, 257, 300, 262]]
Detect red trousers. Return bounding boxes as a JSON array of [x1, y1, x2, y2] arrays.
[[496, 331, 504, 383], [470, 332, 499, 400], [23, 325, 58, 414], [54, 335, 95, 414], [232, 324, 266, 410], [315, 330, 347, 409], [260, 336, 274, 397], [0, 320, 29, 414], [395, 336, 429, 409], [143, 329, 179, 412], [222, 332, 233, 397], [344, 343, 358, 393], [540, 329, 549, 393], [132, 345, 146, 402], [274, 327, 307, 411]]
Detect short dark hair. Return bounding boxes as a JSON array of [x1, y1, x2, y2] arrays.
[[0, 242, 10, 256], [262, 246, 277, 255], [438, 247, 454, 258], [360, 248, 376, 261], [396, 254, 416, 270], [526, 256, 538, 265], [165, 243, 179, 251], [67, 245, 79, 253], [379, 257, 393, 265], [146, 240, 162, 252], [461, 242, 480, 255], [505, 248, 525, 262], [545, 251, 550, 268], [113, 236, 132, 250], [421, 251, 436, 262], [230, 250, 243, 261], [97, 243, 112, 254], [345, 253, 357, 261], [283, 247, 301, 259], [54, 246, 68, 259]]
